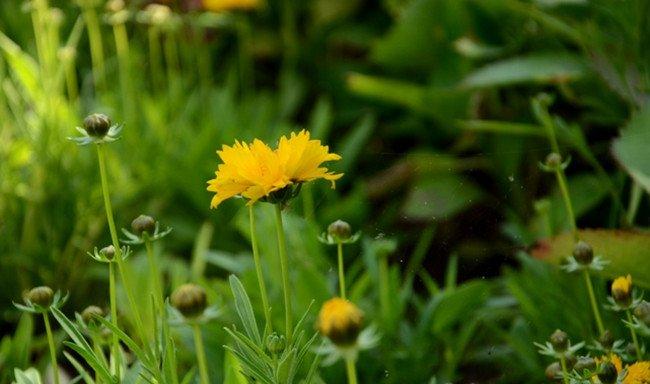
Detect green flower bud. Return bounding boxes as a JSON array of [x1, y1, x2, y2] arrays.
[[131, 214, 156, 235], [599, 329, 614, 349], [83, 113, 112, 137], [266, 332, 286, 354], [100, 245, 115, 260], [171, 284, 207, 318], [550, 329, 568, 352], [597, 362, 618, 384], [545, 153, 562, 169], [573, 356, 596, 373], [328, 220, 352, 242], [27, 286, 54, 308], [545, 362, 562, 381], [634, 300, 650, 326], [572, 241, 594, 265], [82, 305, 104, 326]]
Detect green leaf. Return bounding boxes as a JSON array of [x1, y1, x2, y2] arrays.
[[229, 275, 262, 346], [336, 113, 375, 175], [612, 106, 650, 193], [461, 53, 589, 89], [532, 229, 650, 288], [402, 174, 484, 221], [428, 281, 490, 334], [13, 368, 42, 384]]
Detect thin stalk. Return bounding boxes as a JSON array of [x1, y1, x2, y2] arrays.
[[145, 238, 165, 330], [626, 309, 642, 360], [43, 312, 60, 384], [301, 184, 315, 222], [63, 52, 78, 102], [378, 255, 390, 325], [273, 205, 293, 342], [81, 2, 105, 90], [249, 205, 272, 335], [344, 357, 358, 384], [337, 242, 346, 299], [112, 21, 134, 122], [559, 355, 569, 384], [192, 324, 210, 384], [583, 270, 605, 336], [96, 145, 147, 345], [627, 181, 643, 226], [148, 27, 164, 92], [554, 169, 577, 241], [108, 262, 121, 377]]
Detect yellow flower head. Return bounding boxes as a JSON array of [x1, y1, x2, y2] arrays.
[[207, 130, 342, 208], [612, 275, 633, 306], [317, 298, 363, 346], [202, 0, 261, 12], [624, 361, 650, 384]]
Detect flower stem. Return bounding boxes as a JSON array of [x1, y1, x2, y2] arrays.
[[345, 357, 358, 384], [337, 242, 346, 299], [145, 238, 164, 317], [249, 205, 272, 335], [192, 324, 210, 384], [626, 309, 642, 360], [80, 1, 105, 90], [554, 169, 577, 241], [43, 312, 60, 384], [583, 270, 605, 336], [273, 205, 293, 343], [559, 355, 569, 384], [627, 181, 643, 226], [108, 261, 121, 377], [96, 144, 147, 345]]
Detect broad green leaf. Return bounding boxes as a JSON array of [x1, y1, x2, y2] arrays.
[[402, 174, 484, 221], [428, 281, 491, 334], [12, 368, 42, 384], [532, 229, 650, 288], [229, 275, 262, 346], [0, 32, 40, 101], [612, 106, 650, 193], [223, 350, 248, 384], [461, 53, 589, 89], [337, 113, 375, 174]]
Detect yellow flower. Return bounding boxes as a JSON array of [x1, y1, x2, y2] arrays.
[[317, 298, 363, 346], [202, 0, 261, 12], [624, 361, 650, 384], [612, 275, 633, 306], [207, 131, 342, 208]]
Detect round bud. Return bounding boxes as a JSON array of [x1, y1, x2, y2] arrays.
[[318, 298, 364, 346], [545, 362, 562, 381], [131, 214, 156, 235], [625, 342, 637, 357], [599, 329, 614, 349], [545, 153, 562, 168], [82, 305, 104, 326], [27, 286, 54, 308], [634, 300, 650, 326], [574, 356, 596, 373], [550, 329, 569, 352], [611, 275, 632, 307], [171, 284, 207, 318], [328, 220, 352, 242], [266, 332, 286, 354], [598, 362, 618, 384], [106, 0, 125, 12], [83, 113, 112, 137], [572, 241, 594, 265], [100, 245, 115, 260]]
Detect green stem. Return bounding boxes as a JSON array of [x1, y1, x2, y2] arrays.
[[627, 309, 643, 360], [559, 355, 569, 384], [112, 21, 134, 123], [148, 27, 164, 92], [108, 261, 121, 377], [96, 145, 147, 345], [583, 270, 605, 336], [378, 255, 390, 325], [192, 324, 210, 384], [145, 239, 164, 318], [627, 181, 643, 226], [81, 3, 105, 90], [554, 169, 577, 241], [345, 357, 358, 384], [249, 205, 272, 335], [43, 312, 60, 384], [273, 205, 293, 342], [337, 242, 346, 299]]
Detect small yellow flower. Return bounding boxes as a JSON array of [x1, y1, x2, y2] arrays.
[[318, 298, 363, 346], [612, 275, 633, 306], [202, 0, 261, 12], [624, 361, 650, 384], [207, 130, 342, 208]]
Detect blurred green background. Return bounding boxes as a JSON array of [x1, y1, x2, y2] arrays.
[[1, 0, 649, 382]]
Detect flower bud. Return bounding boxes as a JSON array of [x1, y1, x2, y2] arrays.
[[131, 214, 156, 235], [328, 220, 352, 242], [545, 362, 562, 381], [611, 275, 632, 307], [545, 153, 562, 169], [171, 284, 207, 318], [634, 300, 650, 326], [83, 113, 112, 137], [27, 286, 54, 308], [100, 245, 115, 260], [574, 356, 596, 372], [599, 329, 614, 349], [82, 305, 104, 326], [598, 362, 618, 384], [572, 241, 593, 265], [266, 332, 286, 354], [550, 329, 568, 352], [317, 298, 363, 346]]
